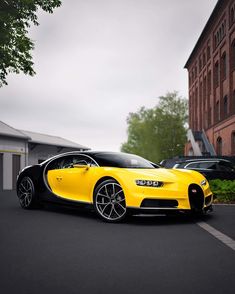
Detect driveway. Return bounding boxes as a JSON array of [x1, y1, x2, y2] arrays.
[[0, 191, 234, 294]]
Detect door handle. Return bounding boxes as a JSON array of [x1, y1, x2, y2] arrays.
[[56, 176, 62, 181]]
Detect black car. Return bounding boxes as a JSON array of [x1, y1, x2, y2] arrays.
[[172, 158, 235, 181]]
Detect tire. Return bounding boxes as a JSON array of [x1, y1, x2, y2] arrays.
[[17, 176, 38, 209], [94, 179, 127, 222], [190, 208, 210, 219]]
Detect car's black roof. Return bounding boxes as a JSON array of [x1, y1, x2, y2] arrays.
[[40, 151, 137, 165], [53, 150, 126, 157], [39, 150, 158, 169], [48, 150, 125, 157]]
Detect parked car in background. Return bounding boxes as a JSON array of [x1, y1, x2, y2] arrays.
[[171, 158, 235, 181]]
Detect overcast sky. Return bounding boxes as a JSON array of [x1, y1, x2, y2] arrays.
[[0, 0, 217, 151]]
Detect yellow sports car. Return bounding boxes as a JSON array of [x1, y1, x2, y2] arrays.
[[16, 151, 213, 222]]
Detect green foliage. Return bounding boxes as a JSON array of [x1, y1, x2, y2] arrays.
[[209, 179, 235, 202], [0, 0, 61, 86], [121, 91, 188, 162]]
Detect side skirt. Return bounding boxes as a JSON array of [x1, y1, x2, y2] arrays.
[[40, 190, 93, 210]]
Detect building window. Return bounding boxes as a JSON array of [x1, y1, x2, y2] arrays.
[[214, 35, 217, 48], [216, 31, 219, 46], [203, 53, 206, 67], [214, 20, 226, 48], [223, 95, 228, 117], [233, 90, 235, 113], [216, 100, 220, 122], [230, 6, 235, 25], [216, 137, 222, 155], [207, 45, 211, 60], [195, 87, 198, 130], [221, 52, 226, 80], [203, 76, 206, 102], [219, 27, 222, 41], [199, 81, 203, 114], [231, 40, 235, 70], [221, 23, 225, 36], [208, 106, 212, 127], [208, 71, 211, 94], [199, 57, 202, 71], [232, 132, 235, 155], [214, 61, 219, 87]]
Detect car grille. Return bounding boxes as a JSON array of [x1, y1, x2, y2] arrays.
[[140, 199, 178, 208], [188, 184, 204, 211]]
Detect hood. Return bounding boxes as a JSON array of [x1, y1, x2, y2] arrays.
[[124, 168, 204, 184]]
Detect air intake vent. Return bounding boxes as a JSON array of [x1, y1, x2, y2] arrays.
[[141, 199, 178, 208]]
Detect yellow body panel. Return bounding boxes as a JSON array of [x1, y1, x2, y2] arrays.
[[47, 166, 213, 210]]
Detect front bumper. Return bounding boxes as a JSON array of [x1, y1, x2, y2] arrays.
[[127, 204, 213, 215], [125, 180, 213, 211]]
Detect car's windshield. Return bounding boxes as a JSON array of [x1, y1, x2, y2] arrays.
[[94, 153, 156, 169]]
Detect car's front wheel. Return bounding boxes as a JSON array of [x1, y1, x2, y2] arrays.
[[94, 179, 127, 222], [17, 176, 37, 209]]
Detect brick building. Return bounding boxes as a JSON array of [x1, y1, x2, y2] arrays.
[[185, 0, 235, 156]]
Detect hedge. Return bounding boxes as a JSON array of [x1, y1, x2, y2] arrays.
[[209, 179, 235, 203]]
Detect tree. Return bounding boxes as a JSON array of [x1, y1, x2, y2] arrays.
[[0, 0, 61, 87], [121, 92, 188, 162]]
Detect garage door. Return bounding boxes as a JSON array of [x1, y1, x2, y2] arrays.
[[12, 154, 21, 190], [0, 154, 3, 191]]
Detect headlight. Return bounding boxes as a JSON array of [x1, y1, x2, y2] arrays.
[[135, 180, 163, 187], [200, 179, 207, 186]]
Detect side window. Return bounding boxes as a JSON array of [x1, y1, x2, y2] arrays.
[[46, 156, 68, 170], [198, 162, 217, 169], [186, 163, 200, 169], [74, 159, 88, 166], [57, 156, 91, 169], [61, 156, 75, 169], [198, 162, 216, 169], [46, 155, 97, 172], [72, 155, 97, 167], [217, 161, 234, 171]]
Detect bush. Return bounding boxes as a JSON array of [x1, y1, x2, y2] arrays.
[[209, 179, 235, 203]]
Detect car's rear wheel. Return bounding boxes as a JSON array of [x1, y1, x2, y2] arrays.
[[17, 176, 37, 209], [94, 179, 127, 222]]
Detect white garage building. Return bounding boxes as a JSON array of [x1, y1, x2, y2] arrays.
[[0, 121, 89, 191]]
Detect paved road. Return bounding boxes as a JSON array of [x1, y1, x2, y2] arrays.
[[0, 191, 234, 294]]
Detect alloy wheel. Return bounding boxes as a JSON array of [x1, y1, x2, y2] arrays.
[[17, 177, 34, 208], [95, 181, 126, 221]]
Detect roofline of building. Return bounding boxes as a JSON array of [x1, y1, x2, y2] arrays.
[[27, 140, 90, 150], [0, 121, 90, 150], [0, 131, 89, 149], [0, 132, 30, 141], [0, 121, 30, 140], [184, 0, 222, 69], [20, 130, 90, 150]]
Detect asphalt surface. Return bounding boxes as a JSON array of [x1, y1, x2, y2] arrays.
[[0, 191, 234, 294]]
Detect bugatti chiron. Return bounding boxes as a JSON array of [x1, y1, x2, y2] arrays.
[[16, 151, 213, 222]]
